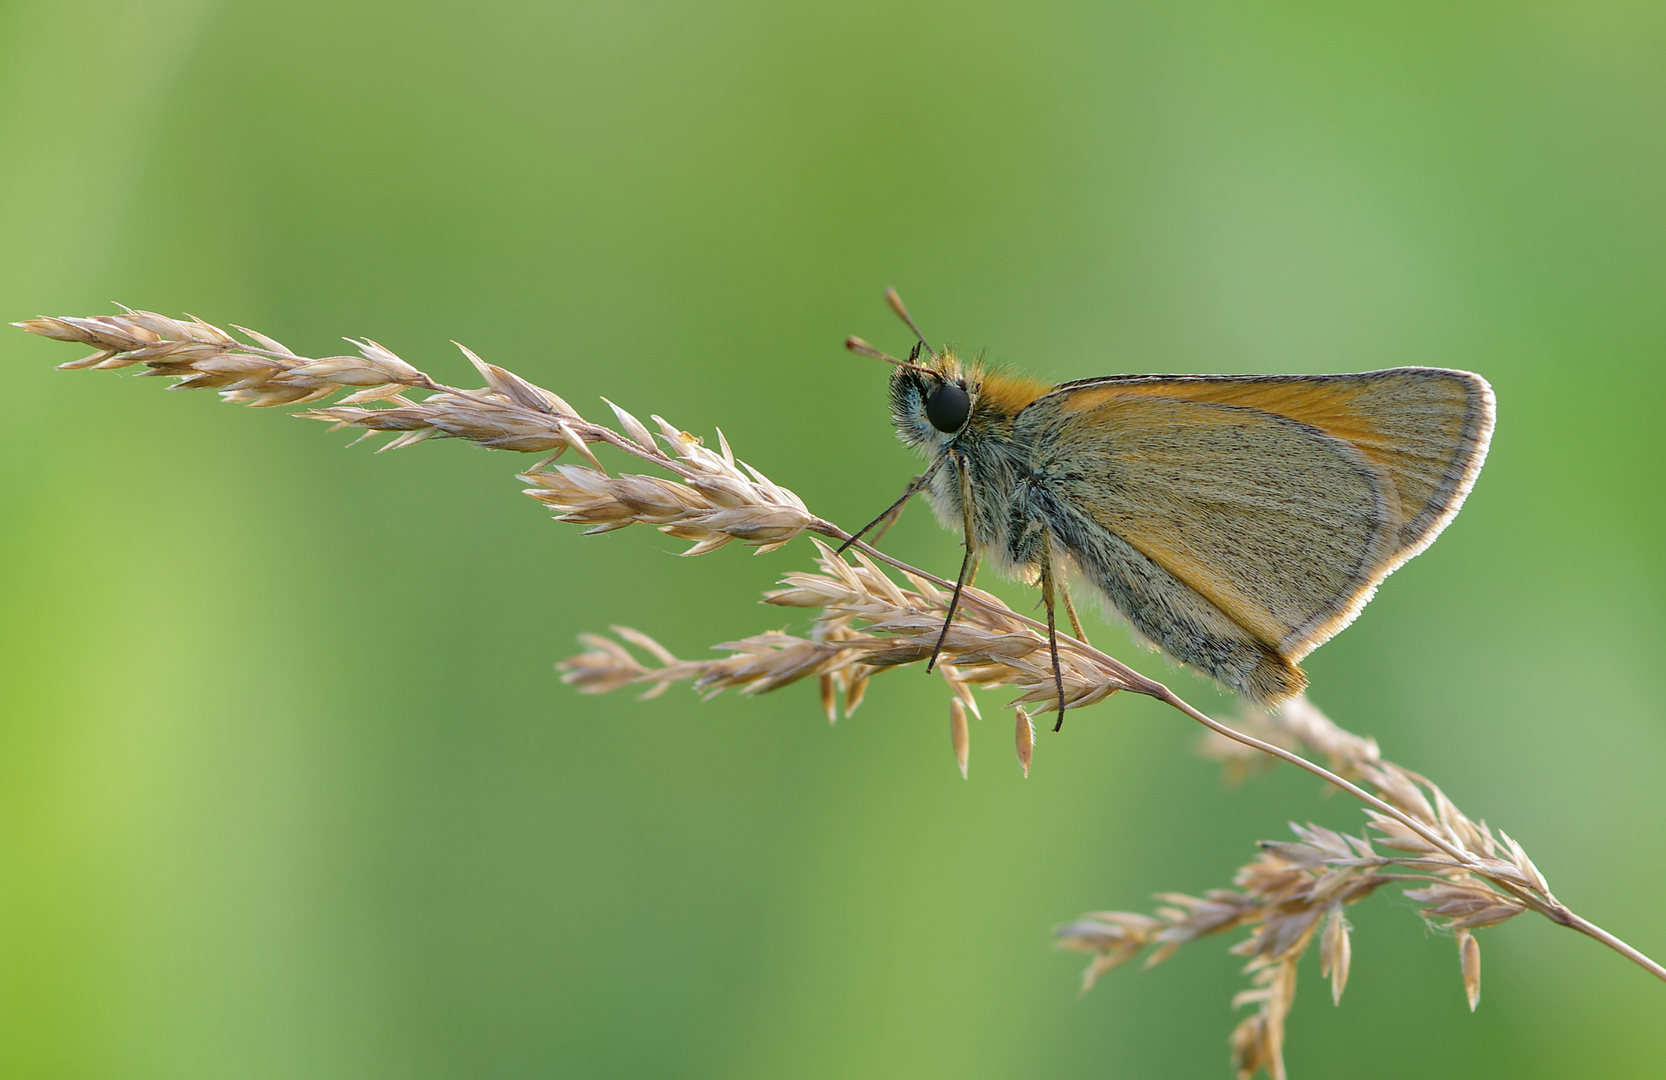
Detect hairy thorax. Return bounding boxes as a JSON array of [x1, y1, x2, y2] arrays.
[[902, 366, 1055, 583]]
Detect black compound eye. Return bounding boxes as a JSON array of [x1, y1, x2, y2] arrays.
[[925, 381, 971, 433]]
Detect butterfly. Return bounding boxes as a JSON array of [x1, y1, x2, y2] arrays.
[[843, 290, 1495, 728]]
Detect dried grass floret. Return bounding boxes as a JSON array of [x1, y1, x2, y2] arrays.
[[16, 308, 813, 554], [558, 538, 1136, 769], [1057, 695, 1584, 1077], [949, 699, 970, 779]]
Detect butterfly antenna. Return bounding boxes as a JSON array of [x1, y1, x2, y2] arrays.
[[845, 336, 935, 375], [885, 288, 941, 362]]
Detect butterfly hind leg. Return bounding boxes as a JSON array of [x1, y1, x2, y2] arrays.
[[1059, 573, 1088, 645]]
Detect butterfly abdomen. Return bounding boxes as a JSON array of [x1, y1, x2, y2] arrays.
[[1045, 497, 1308, 702]]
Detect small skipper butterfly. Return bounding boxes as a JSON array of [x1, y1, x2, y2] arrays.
[[844, 290, 1494, 728]]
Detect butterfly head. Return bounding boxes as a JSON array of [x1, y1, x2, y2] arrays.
[[846, 289, 1047, 456], [889, 348, 978, 452]]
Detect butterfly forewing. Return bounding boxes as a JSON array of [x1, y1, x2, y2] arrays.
[[1045, 369, 1495, 559]]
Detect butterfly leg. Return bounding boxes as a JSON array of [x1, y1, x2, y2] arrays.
[[1060, 574, 1089, 645], [927, 455, 979, 673], [868, 474, 922, 547], [1039, 529, 1068, 731], [837, 453, 946, 555]]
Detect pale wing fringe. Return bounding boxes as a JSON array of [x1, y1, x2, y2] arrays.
[[18, 309, 1664, 1080]]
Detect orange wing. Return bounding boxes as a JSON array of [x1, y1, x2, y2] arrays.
[[1012, 369, 1493, 700], [1050, 369, 1494, 558]]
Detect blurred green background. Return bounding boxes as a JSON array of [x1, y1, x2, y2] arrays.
[[2, 0, 1663, 1076]]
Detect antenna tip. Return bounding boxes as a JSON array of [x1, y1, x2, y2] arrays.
[[846, 336, 914, 369], [880, 286, 941, 361]]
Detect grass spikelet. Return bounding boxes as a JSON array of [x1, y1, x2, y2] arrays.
[[950, 699, 970, 779]]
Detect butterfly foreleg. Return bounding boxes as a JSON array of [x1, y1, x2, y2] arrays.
[[1038, 529, 1068, 731], [868, 475, 923, 547], [926, 453, 980, 673], [838, 452, 947, 555]]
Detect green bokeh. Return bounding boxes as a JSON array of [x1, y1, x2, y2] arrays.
[[3, 1, 1663, 1076]]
